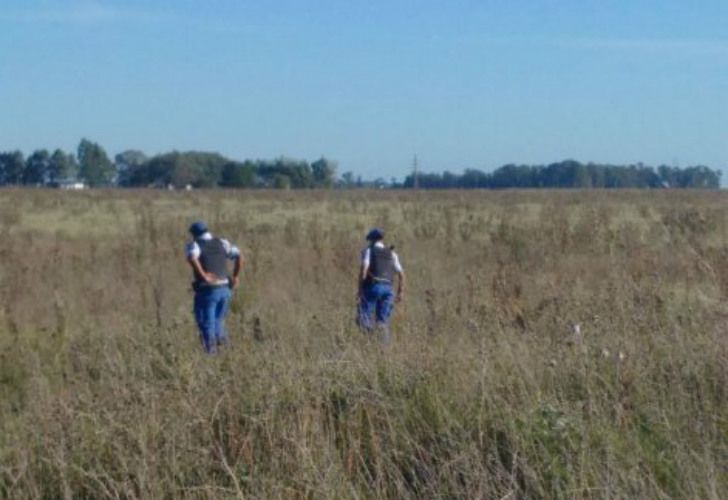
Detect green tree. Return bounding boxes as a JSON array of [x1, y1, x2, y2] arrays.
[[340, 171, 355, 187], [0, 151, 25, 185], [221, 161, 256, 188], [77, 138, 115, 187], [311, 157, 337, 188], [23, 149, 50, 185], [114, 150, 148, 187], [48, 149, 78, 183], [272, 174, 291, 189], [115, 150, 148, 170], [127, 151, 228, 188]]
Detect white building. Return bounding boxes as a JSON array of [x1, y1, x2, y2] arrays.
[[55, 180, 87, 190]]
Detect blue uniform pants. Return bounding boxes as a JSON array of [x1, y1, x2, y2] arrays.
[[357, 282, 394, 343], [193, 286, 231, 353]]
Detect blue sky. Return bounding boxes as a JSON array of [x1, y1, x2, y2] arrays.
[[1, 0, 727, 179]]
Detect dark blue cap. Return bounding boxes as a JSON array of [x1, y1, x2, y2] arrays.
[[366, 228, 384, 241], [189, 221, 208, 237]]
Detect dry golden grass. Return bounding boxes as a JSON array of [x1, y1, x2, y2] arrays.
[[0, 188, 726, 499]]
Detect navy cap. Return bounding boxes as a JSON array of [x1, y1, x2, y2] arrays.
[[189, 221, 208, 237], [366, 228, 384, 241]]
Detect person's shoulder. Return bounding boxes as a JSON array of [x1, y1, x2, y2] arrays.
[[185, 240, 200, 257], [219, 237, 240, 257]]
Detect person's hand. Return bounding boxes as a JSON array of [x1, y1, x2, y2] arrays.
[[396, 291, 404, 304], [230, 276, 240, 289], [202, 272, 217, 284]]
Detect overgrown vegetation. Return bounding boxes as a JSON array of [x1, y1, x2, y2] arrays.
[[0, 189, 726, 498]]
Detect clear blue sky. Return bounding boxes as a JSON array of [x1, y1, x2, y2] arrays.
[[1, 0, 726, 179]]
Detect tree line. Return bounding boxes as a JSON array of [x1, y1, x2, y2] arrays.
[[0, 139, 721, 189], [0, 139, 337, 189], [403, 160, 721, 189]]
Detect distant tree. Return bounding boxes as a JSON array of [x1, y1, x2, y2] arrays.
[[399, 160, 719, 190], [589, 163, 607, 188], [77, 139, 115, 187], [115, 150, 148, 170], [340, 171, 355, 188], [279, 157, 313, 188], [0, 151, 25, 185], [658, 165, 678, 188], [491, 164, 536, 188], [126, 151, 228, 188], [255, 157, 313, 188], [461, 169, 489, 188], [373, 177, 387, 189], [220, 160, 256, 188], [311, 157, 337, 188], [114, 150, 148, 186], [48, 149, 78, 183], [23, 149, 50, 185], [442, 171, 459, 188], [169, 156, 199, 187], [681, 165, 720, 189], [184, 152, 227, 187], [272, 174, 291, 189]]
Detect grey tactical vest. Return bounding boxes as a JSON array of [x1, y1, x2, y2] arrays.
[[194, 238, 228, 286], [367, 245, 395, 284]]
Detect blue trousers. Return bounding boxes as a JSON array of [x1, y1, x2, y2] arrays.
[[193, 286, 231, 353], [357, 282, 394, 343]]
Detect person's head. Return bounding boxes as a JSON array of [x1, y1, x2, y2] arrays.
[[366, 228, 384, 243], [189, 221, 208, 238]]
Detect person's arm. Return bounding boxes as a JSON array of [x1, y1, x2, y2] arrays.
[[230, 252, 244, 288], [357, 247, 370, 299], [390, 250, 405, 302], [358, 262, 369, 299], [395, 270, 405, 302], [187, 256, 215, 284]]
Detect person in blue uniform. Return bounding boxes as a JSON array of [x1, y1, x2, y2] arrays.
[[357, 228, 405, 343], [185, 221, 243, 353]]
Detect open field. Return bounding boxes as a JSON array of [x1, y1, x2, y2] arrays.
[[0, 189, 726, 499]]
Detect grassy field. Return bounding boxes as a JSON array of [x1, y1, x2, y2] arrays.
[[0, 189, 726, 499]]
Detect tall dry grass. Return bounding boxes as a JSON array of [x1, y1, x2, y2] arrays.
[[0, 188, 726, 499]]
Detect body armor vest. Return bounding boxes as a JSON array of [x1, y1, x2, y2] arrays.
[[194, 238, 228, 286], [367, 245, 395, 284]]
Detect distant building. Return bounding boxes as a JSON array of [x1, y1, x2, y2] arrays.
[[53, 180, 87, 190]]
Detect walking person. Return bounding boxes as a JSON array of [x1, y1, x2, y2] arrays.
[[186, 221, 243, 353], [357, 228, 405, 343]]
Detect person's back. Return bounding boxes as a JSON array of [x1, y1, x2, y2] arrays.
[[356, 228, 405, 343], [366, 245, 396, 285], [193, 237, 230, 289], [185, 221, 244, 353]]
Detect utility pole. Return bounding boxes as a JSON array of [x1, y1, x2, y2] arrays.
[[412, 154, 419, 189]]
